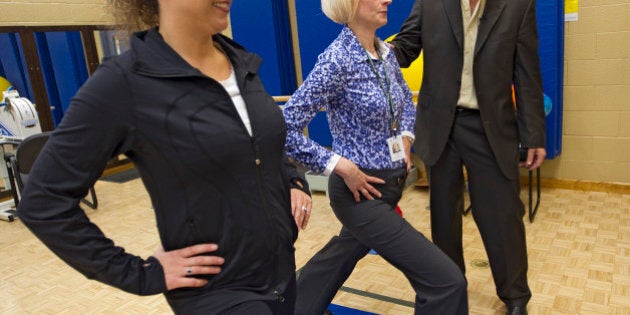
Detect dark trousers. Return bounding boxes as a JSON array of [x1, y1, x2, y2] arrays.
[[429, 108, 531, 306], [296, 168, 468, 315], [167, 276, 296, 315]]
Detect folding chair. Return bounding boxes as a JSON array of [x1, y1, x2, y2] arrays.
[[4, 131, 98, 209]]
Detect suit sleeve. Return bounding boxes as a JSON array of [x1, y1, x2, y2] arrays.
[[17, 61, 167, 296], [514, 0, 546, 148], [390, 0, 424, 68], [389, 51, 416, 134]]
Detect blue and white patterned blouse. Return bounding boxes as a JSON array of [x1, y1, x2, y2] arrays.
[[283, 26, 416, 174]]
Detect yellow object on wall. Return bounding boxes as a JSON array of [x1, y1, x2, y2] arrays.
[[0, 76, 12, 92], [401, 52, 423, 94], [565, 0, 578, 21]]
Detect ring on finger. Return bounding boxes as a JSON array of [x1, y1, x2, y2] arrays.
[[301, 206, 309, 212], [186, 267, 192, 275]]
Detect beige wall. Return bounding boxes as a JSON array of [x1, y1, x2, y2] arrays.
[[0, 0, 110, 26], [0, 0, 628, 184], [538, 0, 630, 184], [0, 0, 232, 36]]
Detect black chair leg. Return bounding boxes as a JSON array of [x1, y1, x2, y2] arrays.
[[528, 168, 541, 222], [463, 181, 472, 216], [463, 204, 472, 216], [4, 154, 21, 208], [80, 187, 98, 209]]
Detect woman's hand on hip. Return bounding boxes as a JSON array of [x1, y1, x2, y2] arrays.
[[153, 243, 224, 290], [291, 188, 312, 230], [334, 157, 385, 202]]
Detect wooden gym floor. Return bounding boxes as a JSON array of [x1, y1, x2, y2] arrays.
[[1, 174, 628, 314]]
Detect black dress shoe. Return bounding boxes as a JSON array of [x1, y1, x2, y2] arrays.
[[506, 305, 527, 315]]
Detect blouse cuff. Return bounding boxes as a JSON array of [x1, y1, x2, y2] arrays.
[[323, 154, 341, 176], [401, 131, 415, 143]]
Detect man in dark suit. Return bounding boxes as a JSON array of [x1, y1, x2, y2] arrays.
[[390, 0, 546, 314]]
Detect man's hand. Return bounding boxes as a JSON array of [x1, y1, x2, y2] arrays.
[[520, 147, 546, 170]]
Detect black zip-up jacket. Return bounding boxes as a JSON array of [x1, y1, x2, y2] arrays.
[[18, 28, 306, 307]]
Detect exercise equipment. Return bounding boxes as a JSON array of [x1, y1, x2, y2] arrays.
[[0, 89, 42, 221]]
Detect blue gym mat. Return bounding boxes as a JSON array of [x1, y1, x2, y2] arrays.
[[328, 304, 377, 315]]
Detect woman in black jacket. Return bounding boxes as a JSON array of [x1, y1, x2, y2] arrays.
[[17, 0, 311, 313]]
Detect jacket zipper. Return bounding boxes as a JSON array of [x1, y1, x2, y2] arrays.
[[251, 137, 280, 292]]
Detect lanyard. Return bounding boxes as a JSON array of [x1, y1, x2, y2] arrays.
[[365, 46, 399, 134]]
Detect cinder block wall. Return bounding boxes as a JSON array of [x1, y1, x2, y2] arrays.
[[0, 0, 232, 36], [0, 0, 627, 184], [539, 0, 630, 184], [0, 0, 110, 26]]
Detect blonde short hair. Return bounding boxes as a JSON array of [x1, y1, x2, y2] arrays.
[[321, 0, 360, 24]]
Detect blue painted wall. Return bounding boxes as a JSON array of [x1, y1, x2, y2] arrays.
[[36, 31, 89, 125], [0, 33, 33, 101], [536, 1, 564, 159], [230, 0, 297, 97], [0, 31, 88, 126]]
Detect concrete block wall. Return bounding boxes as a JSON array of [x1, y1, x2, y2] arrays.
[[0, 0, 232, 38], [540, 0, 630, 184], [0, 0, 110, 26]]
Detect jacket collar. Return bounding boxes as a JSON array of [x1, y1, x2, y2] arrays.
[[443, 0, 464, 50], [339, 26, 390, 63], [475, 0, 508, 55], [443, 0, 508, 55], [130, 28, 262, 79]]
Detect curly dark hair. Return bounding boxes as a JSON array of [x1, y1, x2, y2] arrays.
[[107, 0, 159, 32]]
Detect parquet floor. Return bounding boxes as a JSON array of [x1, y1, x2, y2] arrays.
[[1, 176, 628, 314]]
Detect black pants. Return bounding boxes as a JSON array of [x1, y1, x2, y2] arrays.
[[166, 275, 296, 315], [296, 167, 468, 315], [429, 108, 531, 306]]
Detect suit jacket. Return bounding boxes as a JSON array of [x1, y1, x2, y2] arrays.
[[391, 0, 545, 179]]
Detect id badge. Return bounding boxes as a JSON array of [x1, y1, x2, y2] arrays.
[[387, 135, 405, 162]]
